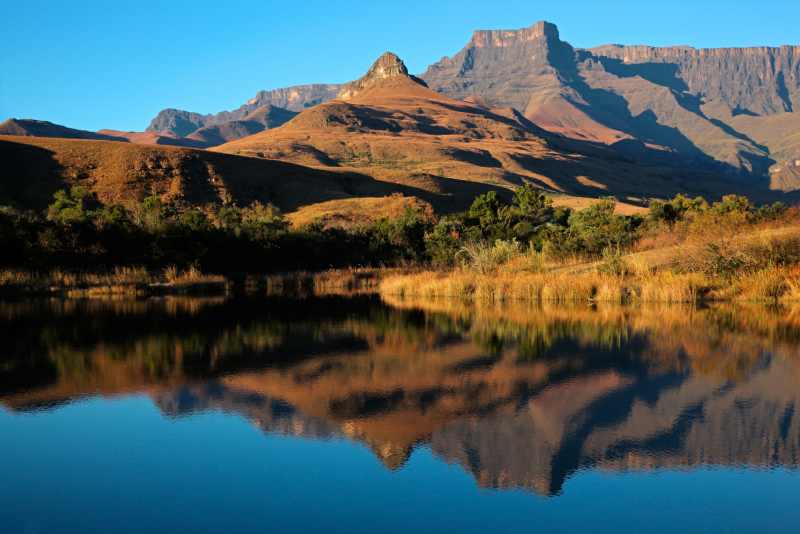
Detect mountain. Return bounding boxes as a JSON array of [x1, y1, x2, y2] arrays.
[[422, 21, 800, 189], [215, 51, 765, 208], [0, 118, 129, 142], [184, 105, 298, 146], [2, 105, 298, 151], [146, 85, 338, 138]]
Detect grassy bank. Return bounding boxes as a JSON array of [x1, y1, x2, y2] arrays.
[[379, 223, 800, 304]]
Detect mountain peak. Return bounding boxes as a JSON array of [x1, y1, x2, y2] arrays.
[[367, 51, 409, 78], [470, 20, 560, 48], [337, 51, 427, 100]]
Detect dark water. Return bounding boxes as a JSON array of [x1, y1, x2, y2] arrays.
[[2, 295, 799, 533]]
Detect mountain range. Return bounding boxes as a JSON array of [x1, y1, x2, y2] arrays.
[[2, 20, 800, 214]]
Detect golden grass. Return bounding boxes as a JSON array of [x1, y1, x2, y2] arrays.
[[262, 268, 391, 296], [379, 269, 713, 304], [380, 222, 800, 304], [286, 195, 434, 230], [0, 265, 226, 296]]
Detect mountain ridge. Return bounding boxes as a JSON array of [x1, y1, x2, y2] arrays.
[[422, 20, 800, 188]]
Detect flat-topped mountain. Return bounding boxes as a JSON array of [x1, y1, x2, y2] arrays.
[[422, 21, 800, 189]]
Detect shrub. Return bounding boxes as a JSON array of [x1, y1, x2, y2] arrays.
[[545, 198, 642, 258], [46, 186, 97, 225], [457, 239, 520, 274], [598, 246, 630, 276], [425, 216, 465, 267]]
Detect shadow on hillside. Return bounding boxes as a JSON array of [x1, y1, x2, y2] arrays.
[[0, 139, 71, 209], [574, 52, 777, 183], [202, 150, 508, 213]]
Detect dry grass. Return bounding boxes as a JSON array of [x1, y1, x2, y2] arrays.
[[286, 195, 434, 230], [380, 222, 800, 304], [379, 269, 710, 304], [261, 268, 392, 296], [0, 265, 226, 296], [161, 265, 224, 287]]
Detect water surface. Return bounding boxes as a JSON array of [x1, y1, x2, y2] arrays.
[[2, 296, 799, 533]]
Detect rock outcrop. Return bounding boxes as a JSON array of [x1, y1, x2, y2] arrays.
[[337, 52, 427, 100]]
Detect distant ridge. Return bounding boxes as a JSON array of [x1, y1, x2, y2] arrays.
[[146, 85, 338, 139], [0, 118, 128, 142]]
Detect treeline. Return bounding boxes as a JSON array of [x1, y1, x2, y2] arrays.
[[0, 184, 790, 273]]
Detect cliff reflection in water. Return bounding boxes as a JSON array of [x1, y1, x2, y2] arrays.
[[2, 295, 800, 496]]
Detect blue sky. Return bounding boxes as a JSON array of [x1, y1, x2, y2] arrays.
[[2, 0, 799, 132]]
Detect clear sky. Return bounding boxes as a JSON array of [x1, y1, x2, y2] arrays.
[[3, 0, 799, 132]]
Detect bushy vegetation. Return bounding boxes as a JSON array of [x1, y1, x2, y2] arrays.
[[0, 184, 794, 289], [0, 187, 431, 274], [380, 191, 800, 304]]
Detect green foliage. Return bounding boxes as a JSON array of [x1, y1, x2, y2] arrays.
[[548, 198, 642, 257], [134, 193, 166, 232], [507, 184, 557, 243], [178, 209, 211, 233], [756, 201, 788, 221], [711, 194, 752, 216], [46, 186, 96, 225], [648, 194, 709, 226], [649, 193, 787, 229], [240, 202, 289, 239], [371, 207, 430, 262], [95, 204, 132, 229], [466, 191, 509, 241], [425, 216, 466, 267], [5, 185, 791, 275]]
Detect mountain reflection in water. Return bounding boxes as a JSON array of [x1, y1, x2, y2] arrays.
[[2, 295, 799, 497]]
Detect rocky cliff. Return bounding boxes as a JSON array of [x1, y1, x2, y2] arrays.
[[422, 21, 800, 187]]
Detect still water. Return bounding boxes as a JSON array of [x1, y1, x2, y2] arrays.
[[1, 295, 799, 533]]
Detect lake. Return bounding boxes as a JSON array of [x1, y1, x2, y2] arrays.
[[1, 295, 799, 533]]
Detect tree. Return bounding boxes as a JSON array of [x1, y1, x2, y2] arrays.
[[508, 184, 555, 241], [466, 191, 511, 241], [548, 198, 642, 257]]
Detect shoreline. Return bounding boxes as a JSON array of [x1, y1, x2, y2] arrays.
[[0, 268, 391, 298]]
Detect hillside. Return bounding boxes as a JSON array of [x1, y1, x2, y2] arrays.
[[216, 52, 772, 206], [97, 129, 211, 148], [0, 135, 446, 212], [0, 119, 128, 142], [422, 21, 800, 190]]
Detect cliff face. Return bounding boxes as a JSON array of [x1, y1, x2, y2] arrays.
[[590, 44, 800, 115], [422, 22, 800, 187]]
